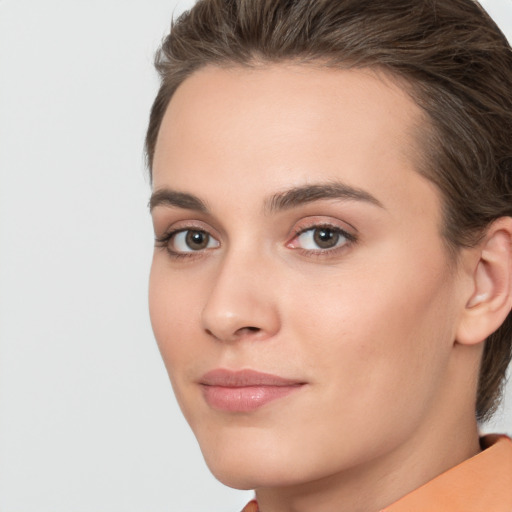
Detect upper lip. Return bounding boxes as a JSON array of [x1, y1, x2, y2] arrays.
[[200, 369, 304, 387]]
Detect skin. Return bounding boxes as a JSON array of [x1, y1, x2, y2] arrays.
[[149, 64, 486, 512]]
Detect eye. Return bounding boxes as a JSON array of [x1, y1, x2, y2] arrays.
[[288, 225, 355, 252], [174, 230, 218, 251], [157, 228, 220, 256]]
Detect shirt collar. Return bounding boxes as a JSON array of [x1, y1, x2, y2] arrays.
[[382, 434, 512, 512]]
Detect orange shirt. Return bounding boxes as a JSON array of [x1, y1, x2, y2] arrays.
[[241, 434, 512, 512]]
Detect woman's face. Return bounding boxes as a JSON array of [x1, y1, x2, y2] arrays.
[[149, 65, 468, 489]]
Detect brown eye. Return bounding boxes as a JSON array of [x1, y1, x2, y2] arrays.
[[313, 228, 340, 249], [288, 225, 354, 252], [185, 230, 210, 250], [167, 229, 220, 254]]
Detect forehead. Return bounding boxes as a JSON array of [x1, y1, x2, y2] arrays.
[[152, 63, 437, 224], [153, 63, 424, 176]]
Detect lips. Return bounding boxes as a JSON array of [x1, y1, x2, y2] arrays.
[[200, 369, 305, 412]]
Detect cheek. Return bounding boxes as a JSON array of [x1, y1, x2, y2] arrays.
[[148, 257, 203, 373], [148, 258, 211, 424], [285, 246, 456, 419]]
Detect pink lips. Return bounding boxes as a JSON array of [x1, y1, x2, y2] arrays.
[[200, 369, 304, 412]]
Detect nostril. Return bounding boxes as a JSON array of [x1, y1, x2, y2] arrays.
[[205, 328, 222, 340], [204, 325, 261, 341], [234, 326, 261, 337]]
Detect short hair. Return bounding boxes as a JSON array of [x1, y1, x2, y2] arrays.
[[145, 0, 512, 421]]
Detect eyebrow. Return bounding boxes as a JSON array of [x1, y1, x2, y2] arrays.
[[149, 189, 208, 212], [265, 182, 384, 213], [149, 182, 384, 214]]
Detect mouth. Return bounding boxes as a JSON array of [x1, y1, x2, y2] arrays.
[[199, 369, 305, 412]]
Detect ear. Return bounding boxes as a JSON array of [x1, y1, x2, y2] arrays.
[[456, 217, 512, 346]]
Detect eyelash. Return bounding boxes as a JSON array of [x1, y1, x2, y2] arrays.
[[154, 229, 216, 260], [287, 224, 357, 257], [155, 223, 357, 260]]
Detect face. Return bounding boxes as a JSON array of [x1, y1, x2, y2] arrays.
[[149, 64, 468, 490]]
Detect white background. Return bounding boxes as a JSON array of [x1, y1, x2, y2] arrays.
[[0, 1, 511, 511]]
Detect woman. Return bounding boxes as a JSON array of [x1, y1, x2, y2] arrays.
[[146, 1, 512, 510]]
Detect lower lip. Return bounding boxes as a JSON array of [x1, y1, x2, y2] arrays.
[[201, 384, 303, 412]]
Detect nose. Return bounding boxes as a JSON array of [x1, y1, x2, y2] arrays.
[[201, 249, 280, 342]]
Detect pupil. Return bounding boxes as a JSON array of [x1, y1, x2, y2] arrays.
[[314, 228, 339, 248], [186, 230, 209, 249]]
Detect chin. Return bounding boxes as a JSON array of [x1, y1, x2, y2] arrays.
[[208, 467, 259, 491], [198, 434, 325, 491], [206, 460, 301, 491], [200, 446, 273, 489]]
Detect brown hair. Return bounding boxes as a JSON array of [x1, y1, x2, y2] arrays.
[[145, 0, 512, 421]]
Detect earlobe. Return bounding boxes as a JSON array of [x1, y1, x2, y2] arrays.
[[456, 217, 512, 346]]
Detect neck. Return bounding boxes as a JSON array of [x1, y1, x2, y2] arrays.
[[255, 411, 480, 512]]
